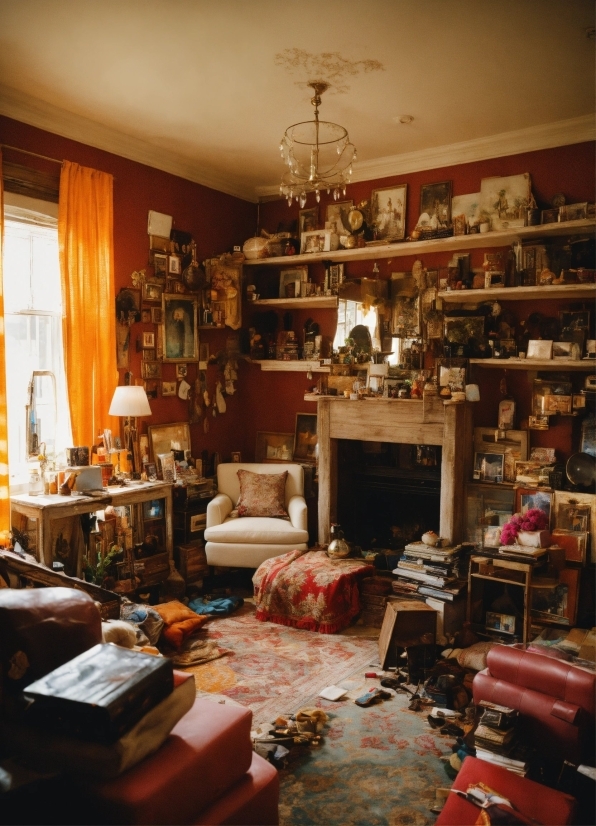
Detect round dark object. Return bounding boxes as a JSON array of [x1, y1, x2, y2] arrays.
[[566, 452, 596, 486]]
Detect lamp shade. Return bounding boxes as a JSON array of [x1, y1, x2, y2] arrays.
[[109, 386, 152, 417]]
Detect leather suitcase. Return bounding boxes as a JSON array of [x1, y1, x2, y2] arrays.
[[23, 643, 173, 742]]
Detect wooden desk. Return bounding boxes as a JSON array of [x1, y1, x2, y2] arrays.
[[11, 481, 173, 573]]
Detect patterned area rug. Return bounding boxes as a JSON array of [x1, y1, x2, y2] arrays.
[[184, 603, 453, 825]]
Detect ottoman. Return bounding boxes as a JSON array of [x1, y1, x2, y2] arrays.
[[435, 756, 576, 826]]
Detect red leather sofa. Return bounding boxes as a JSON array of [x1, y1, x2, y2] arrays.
[[0, 587, 279, 825], [473, 643, 596, 766]]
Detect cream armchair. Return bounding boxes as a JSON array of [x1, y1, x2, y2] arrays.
[[204, 463, 309, 568]]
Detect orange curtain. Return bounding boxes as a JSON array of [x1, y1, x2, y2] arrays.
[[59, 161, 118, 448], [0, 152, 11, 540]]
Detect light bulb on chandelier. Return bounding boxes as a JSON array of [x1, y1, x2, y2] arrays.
[[279, 81, 357, 208]]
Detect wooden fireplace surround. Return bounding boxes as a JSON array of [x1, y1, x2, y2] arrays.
[[311, 394, 473, 546]]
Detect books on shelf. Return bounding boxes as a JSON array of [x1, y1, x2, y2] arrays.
[[393, 565, 454, 588], [417, 581, 467, 602], [403, 541, 461, 561]]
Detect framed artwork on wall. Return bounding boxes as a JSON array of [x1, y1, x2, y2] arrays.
[[162, 294, 198, 362], [255, 432, 294, 463], [293, 413, 318, 464], [370, 184, 407, 241]]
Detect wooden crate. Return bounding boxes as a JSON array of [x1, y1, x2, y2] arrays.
[[378, 600, 436, 669], [175, 542, 208, 583]]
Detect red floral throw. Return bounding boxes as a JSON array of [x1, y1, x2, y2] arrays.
[[236, 469, 288, 518], [253, 549, 374, 633]]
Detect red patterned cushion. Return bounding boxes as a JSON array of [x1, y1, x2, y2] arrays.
[[236, 469, 288, 518]]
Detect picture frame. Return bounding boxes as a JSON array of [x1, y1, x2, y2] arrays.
[[142, 281, 164, 303], [480, 173, 531, 231], [168, 255, 181, 276], [559, 202, 588, 222], [485, 612, 516, 635], [293, 413, 318, 464], [554, 490, 596, 561], [144, 462, 157, 482], [527, 339, 553, 360], [473, 452, 504, 483], [541, 208, 560, 225], [255, 431, 294, 464], [552, 341, 572, 360], [474, 428, 528, 484], [116, 287, 141, 324], [516, 488, 553, 525], [142, 331, 155, 349], [436, 357, 467, 392], [141, 309, 151, 323], [325, 200, 353, 237], [500, 338, 517, 357], [230, 451, 241, 463], [153, 253, 168, 279], [419, 181, 452, 227], [299, 207, 318, 237], [483, 526, 502, 548], [451, 192, 482, 227], [142, 348, 156, 362], [176, 363, 188, 379], [279, 266, 308, 298], [528, 415, 549, 430], [143, 380, 159, 400], [156, 452, 176, 483], [515, 461, 544, 486], [162, 294, 198, 362], [300, 229, 339, 255], [161, 380, 176, 397], [371, 184, 407, 241], [141, 360, 161, 379], [148, 421, 191, 463], [151, 307, 163, 324]]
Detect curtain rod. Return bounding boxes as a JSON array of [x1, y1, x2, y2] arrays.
[[1, 144, 63, 165]]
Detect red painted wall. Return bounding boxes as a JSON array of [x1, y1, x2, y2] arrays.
[[0, 115, 257, 462]]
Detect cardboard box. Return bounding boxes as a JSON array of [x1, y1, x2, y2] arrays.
[[378, 600, 436, 669]]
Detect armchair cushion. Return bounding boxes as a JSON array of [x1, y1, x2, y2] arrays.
[[236, 469, 288, 518]]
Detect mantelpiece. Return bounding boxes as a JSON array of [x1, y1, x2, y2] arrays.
[[307, 394, 474, 546]]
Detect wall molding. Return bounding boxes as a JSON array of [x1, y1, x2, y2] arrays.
[[256, 114, 596, 199], [1, 86, 593, 204]]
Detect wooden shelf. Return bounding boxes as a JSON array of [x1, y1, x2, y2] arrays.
[[439, 283, 596, 303], [253, 360, 330, 373], [469, 358, 594, 371], [249, 296, 338, 310], [243, 219, 595, 267]]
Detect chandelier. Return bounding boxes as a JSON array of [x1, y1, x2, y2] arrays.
[[279, 81, 357, 208]]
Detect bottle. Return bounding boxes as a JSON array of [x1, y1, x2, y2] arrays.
[[28, 468, 43, 496]]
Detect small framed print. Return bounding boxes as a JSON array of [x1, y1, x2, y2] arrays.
[[153, 253, 168, 279], [436, 357, 467, 392], [144, 380, 159, 400], [161, 381, 176, 397], [419, 181, 452, 227], [142, 331, 155, 349], [371, 184, 407, 241], [573, 394, 586, 410], [527, 339, 553, 360], [500, 339, 517, 357], [141, 309, 152, 323], [279, 266, 308, 298], [541, 208, 559, 225], [168, 255, 182, 276], [559, 202, 588, 222], [299, 206, 318, 237], [528, 414, 549, 430], [515, 461, 543, 486], [516, 488, 553, 525], [473, 452, 504, 483], [485, 612, 516, 635], [141, 360, 161, 379], [552, 341, 572, 360], [142, 281, 164, 303], [151, 307, 163, 324], [143, 348, 156, 362], [230, 451, 241, 463], [144, 462, 158, 481], [543, 394, 572, 415], [255, 431, 294, 463], [176, 363, 188, 379]]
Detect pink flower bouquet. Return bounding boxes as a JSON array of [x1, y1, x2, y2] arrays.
[[500, 508, 549, 546]]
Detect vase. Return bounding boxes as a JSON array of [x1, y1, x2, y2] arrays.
[[517, 530, 550, 547]]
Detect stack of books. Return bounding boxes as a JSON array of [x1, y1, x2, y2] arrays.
[[391, 542, 468, 602], [473, 701, 527, 776]]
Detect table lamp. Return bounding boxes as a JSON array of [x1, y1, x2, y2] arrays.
[[108, 386, 152, 474]]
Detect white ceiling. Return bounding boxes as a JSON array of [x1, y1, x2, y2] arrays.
[[0, 0, 594, 202]]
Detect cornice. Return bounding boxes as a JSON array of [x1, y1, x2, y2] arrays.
[[256, 114, 596, 199]]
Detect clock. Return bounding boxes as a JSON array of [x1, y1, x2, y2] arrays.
[[347, 208, 364, 233]]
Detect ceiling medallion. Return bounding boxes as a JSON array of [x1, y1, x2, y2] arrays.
[[279, 81, 357, 208]]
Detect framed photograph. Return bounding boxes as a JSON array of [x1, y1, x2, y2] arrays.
[[543, 394, 572, 415], [144, 462, 158, 482], [419, 181, 452, 227], [293, 413, 318, 464], [279, 266, 308, 298], [485, 612, 516, 635], [161, 381, 176, 397], [143, 380, 159, 400], [484, 526, 502, 548], [473, 452, 504, 483], [453, 214, 467, 236], [142, 331, 155, 349], [552, 341, 572, 360], [151, 307, 163, 324], [371, 184, 407, 241], [142, 281, 164, 303], [143, 348, 156, 362], [116, 287, 141, 324], [141, 309, 152, 323], [474, 427, 528, 483], [255, 431, 294, 464], [554, 490, 596, 560], [528, 414, 549, 430], [168, 255, 181, 276], [541, 207, 560, 225], [326, 200, 353, 236], [436, 357, 467, 392], [141, 360, 161, 379], [156, 452, 176, 483], [516, 488, 553, 525], [451, 192, 482, 226], [559, 202, 588, 222], [527, 339, 553, 360], [230, 451, 241, 463], [176, 363, 188, 379], [153, 253, 168, 279], [479, 173, 531, 231], [162, 294, 198, 362], [148, 421, 191, 463], [300, 229, 338, 255], [299, 207, 318, 237]]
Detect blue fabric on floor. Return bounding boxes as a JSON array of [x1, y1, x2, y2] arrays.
[[188, 595, 244, 615]]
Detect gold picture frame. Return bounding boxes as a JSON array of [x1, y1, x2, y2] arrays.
[[255, 432, 294, 464]]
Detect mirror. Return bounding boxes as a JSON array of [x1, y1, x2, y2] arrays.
[[26, 371, 57, 458]]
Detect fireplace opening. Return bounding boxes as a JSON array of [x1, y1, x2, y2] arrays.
[[336, 440, 442, 551]]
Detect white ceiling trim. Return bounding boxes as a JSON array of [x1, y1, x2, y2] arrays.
[[256, 114, 596, 199], [0, 85, 255, 203]]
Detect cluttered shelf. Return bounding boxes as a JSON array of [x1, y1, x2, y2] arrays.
[[438, 283, 596, 303], [243, 218, 595, 266], [249, 296, 338, 310], [469, 358, 595, 371]]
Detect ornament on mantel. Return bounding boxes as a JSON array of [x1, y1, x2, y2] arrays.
[[130, 269, 146, 288]]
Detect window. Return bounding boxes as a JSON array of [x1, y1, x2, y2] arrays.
[[333, 299, 379, 352], [2, 194, 72, 488]]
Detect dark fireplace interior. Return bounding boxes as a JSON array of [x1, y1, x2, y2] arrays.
[[336, 439, 442, 552]]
